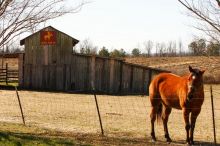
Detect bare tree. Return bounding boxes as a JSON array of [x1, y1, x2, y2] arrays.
[[172, 41, 177, 56], [156, 42, 166, 57], [143, 40, 153, 57], [215, 0, 220, 6], [178, 39, 183, 56], [79, 38, 97, 55], [166, 41, 177, 56], [155, 42, 159, 56], [178, 0, 220, 43], [0, 0, 85, 49]]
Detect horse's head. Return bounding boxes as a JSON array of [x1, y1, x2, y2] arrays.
[[187, 66, 205, 101]]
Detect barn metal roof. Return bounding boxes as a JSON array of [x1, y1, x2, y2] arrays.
[[20, 26, 79, 46]]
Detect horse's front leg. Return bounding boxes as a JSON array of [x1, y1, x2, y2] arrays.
[[190, 108, 201, 145], [183, 108, 190, 144]]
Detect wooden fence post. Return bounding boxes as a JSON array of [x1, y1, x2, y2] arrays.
[[129, 66, 133, 92], [91, 56, 96, 91], [18, 53, 24, 87], [118, 61, 123, 94], [6, 63, 8, 85], [109, 59, 115, 93], [210, 85, 216, 145], [142, 69, 146, 96]]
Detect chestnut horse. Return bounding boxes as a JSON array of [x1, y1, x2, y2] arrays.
[[149, 66, 205, 145]]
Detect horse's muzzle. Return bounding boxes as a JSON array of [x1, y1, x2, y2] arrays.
[[187, 86, 195, 101], [187, 89, 195, 101]]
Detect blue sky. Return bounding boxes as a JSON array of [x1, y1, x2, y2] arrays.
[[48, 0, 203, 53]]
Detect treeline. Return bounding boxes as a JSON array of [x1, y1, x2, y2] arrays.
[[1, 38, 219, 58], [188, 39, 220, 56], [75, 38, 220, 58], [0, 45, 23, 54], [73, 38, 127, 58]]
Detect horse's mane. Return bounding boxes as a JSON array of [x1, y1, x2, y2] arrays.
[[168, 73, 189, 80]]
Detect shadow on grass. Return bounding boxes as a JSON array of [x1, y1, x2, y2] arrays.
[[0, 128, 218, 146], [0, 131, 218, 146], [56, 132, 219, 146], [167, 139, 219, 146], [0, 131, 91, 146]]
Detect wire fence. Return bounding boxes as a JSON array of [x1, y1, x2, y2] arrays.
[[0, 85, 219, 145]]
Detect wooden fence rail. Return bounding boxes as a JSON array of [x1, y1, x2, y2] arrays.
[[0, 63, 19, 84]]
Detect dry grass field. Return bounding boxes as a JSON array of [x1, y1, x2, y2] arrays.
[[0, 56, 220, 145], [126, 56, 220, 83], [0, 85, 219, 145]]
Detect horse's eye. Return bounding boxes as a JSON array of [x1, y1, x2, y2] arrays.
[[192, 75, 196, 80]]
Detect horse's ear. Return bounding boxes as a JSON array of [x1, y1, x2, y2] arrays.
[[200, 70, 205, 75], [189, 66, 193, 72]]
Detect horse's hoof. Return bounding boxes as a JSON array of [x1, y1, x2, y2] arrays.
[[166, 138, 172, 144], [151, 139, 156, 143], [186, 141, 194, 146], [190, 141, 195, 145], [186, 140, 190, 145], [165, 135, 172, 143], [151, 137, 156, 143], [187, 138, 195, 145]]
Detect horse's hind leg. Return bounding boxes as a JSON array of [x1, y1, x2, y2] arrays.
[[150, 106, 157, 142], [150, 95, 161, 142], [162, 106, 172, 143]]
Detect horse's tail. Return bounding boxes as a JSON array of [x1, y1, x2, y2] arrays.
[[156, 103, 163, 124], [149, 75, 163, 123]]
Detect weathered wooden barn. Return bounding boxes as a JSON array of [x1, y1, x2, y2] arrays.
[[19, 26, 169, 94]]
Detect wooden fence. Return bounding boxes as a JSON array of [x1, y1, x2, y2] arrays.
[[0, 63, 19, 84], [20, 53, 169, 95]]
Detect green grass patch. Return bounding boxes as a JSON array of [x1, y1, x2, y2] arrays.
[[0, 123, 92, 146], [0, 82, 18, 87]]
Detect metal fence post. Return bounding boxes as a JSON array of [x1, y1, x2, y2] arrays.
[[15, 86, 26, 125], [210, 85, 216, 145], [92, 81, 104, 135]]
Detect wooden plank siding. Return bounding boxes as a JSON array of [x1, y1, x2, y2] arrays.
[[19, 26, 170, 94], [21, 53, 169, 94], [70, 55, 91, 91], [132, 67, 144, 93], [121, 64, 132, 94], [18, 54, 24, 87]]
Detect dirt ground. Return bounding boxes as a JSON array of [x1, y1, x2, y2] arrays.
[[0, 85, 219, 145]]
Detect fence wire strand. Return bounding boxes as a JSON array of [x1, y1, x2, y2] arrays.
[[0, 85, 219, 144]]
